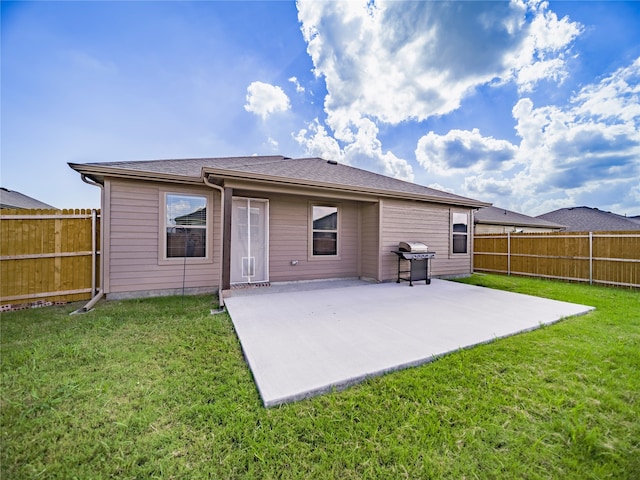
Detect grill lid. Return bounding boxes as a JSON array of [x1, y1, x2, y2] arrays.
[[398, 241, 429, 253]]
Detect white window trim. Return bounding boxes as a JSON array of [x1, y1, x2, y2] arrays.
[[158, 189, 214, 265], [450, 209, 470, 256], [308, 202, 341, 260]]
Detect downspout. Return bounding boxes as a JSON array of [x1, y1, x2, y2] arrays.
[[203, 175, 226, 307], [70, 174, 105, 314]]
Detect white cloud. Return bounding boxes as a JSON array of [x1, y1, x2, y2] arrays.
[[508, 1, 583, 92], [415, 128, 518, 176], [294, 118, 343, 160], [288, 76, 305, 93], [244, 81, 291, 120], [297, 0, 581, 133], [295, 117, 414, 181], [434, 58, 640, 215], [294, 0, 582, 199], [267, 137, 279, 149]]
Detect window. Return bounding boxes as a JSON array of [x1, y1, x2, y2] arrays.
[[311, 205, 338, 256], [451, 211, 469, 254], [165, 194, 207, 258]]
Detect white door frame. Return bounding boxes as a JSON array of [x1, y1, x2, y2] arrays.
[[230, 197, 269, 284]]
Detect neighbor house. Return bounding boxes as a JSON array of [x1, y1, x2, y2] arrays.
[[537, 206, 640, 232], [474, 206, 565, 234], [69, 156, 490, 300], [0, 187, 56, 210]]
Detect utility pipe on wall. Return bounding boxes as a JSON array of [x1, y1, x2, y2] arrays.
[[203, 175, 226, 307], [71, 174, 105, 314], [91, 208, 97, 296]]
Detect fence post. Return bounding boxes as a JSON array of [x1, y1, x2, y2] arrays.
[[589, 231, 593, 285], [507, 231, 511, 276]]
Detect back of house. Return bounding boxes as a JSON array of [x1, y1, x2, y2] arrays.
[[69, 156, 489, 300]]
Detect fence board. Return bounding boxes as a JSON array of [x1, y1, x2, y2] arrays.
[[474, 231, 640, 288], [0, 209, 100, 305]]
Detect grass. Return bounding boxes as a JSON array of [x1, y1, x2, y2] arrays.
[[1, 275, 639, 479]]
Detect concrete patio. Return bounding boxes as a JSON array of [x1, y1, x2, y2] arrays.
[[224, 279, 594, 407]]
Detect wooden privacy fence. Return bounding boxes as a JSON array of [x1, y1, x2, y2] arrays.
[[0, 209, 100, 306], [474, 231, 640, 288]]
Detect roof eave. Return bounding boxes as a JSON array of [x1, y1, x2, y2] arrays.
[[203, 168, 490, 208], [68, 163, 202, 186]]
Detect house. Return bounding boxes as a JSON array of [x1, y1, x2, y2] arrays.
[[537, 206, 640, 232], [68, 156, 490, 300], [0, 187, 56, 210], [474, 206, 565, 234]]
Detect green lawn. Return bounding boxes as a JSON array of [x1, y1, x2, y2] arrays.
[[2, 275, 639, 479]]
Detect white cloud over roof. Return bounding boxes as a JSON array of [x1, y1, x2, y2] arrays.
[[244, 81, 291, 120], [294, 117, 414, 181]]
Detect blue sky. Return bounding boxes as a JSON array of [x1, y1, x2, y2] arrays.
[[2, 0, 639, 216]]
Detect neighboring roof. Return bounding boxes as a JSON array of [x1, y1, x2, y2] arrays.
[[0, 187, 56, 210], [175, 207, 206, 226], [69, 155, 490, 208], [537, 206, 640, 232], [475, 206, 565, 229]]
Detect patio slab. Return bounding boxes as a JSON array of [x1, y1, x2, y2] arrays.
[[224, 279, 594, 407]]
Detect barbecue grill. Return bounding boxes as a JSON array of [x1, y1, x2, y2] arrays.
[[391, 242, 435, 286]]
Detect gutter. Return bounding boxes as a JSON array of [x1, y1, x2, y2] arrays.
[[70, 289, 104, 315], [203, 174, 226, 308], [70, 174, 105, 315]]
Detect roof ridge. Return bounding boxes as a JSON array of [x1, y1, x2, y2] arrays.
[[85, 155, 289, 167]]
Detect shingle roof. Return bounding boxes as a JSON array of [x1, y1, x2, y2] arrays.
[[475, 206, 565, 229], [0, 187, 56, 209], [536, 206, 640, 232], [69, 155, 489, 207]]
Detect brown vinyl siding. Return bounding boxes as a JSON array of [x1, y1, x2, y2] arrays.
[[105, 179, 220, 296], [380, 199, 472, 280], [475, 224, 560, 234], [359, 202, 380, 280], [264, 193, 361, 282], [102, 179, 475, 298]]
